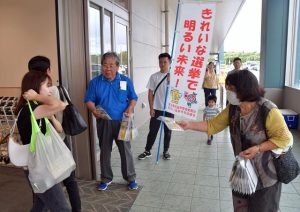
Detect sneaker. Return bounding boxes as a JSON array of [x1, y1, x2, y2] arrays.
[[138, 151, 152, 160], [97, 181, 112, 191], [207, 139, 212, 145], [128, 180, 138, 190], [163, 152, 171, 160]]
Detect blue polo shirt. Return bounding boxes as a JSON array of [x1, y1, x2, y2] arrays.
[[84, 73, 138, 120]]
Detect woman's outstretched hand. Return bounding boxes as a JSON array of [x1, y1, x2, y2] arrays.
[[176, 120, 189, 130]]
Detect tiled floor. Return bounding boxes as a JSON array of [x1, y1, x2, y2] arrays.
[[78, 180, 140, 212], [0, 166, 141, 212], [108, 118, 300, 212], [1, 112, 300, 211]]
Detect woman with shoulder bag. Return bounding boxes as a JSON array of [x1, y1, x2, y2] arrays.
[[178, 69, 293, 212], [15, 71, 70, 212]]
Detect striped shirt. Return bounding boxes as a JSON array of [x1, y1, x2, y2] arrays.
[[203, 106, 220, 120]]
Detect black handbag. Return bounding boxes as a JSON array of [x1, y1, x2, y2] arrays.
[[273, 148, 300, 184], [57, 86, 88, 136]]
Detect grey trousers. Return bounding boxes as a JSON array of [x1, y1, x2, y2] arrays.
[[97, 119, 136, 183], [232, 181, 282, 212]]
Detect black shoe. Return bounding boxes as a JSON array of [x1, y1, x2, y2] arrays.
[[138, 151, 152, 160], [207, 139, 212, 145], [163, 152, 171, 160]]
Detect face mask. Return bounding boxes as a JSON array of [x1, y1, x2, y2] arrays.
[[226, 90, 240, 105]]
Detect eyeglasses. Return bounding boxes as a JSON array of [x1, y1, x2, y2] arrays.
[[102, 64, 117, 70]]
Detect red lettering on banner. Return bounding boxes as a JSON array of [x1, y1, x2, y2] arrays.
[[175, 78, 180, 87], [198, 34, 209, 43], [184, 20, 196, 31], [177, 55, 188, 65], [195, 45, 206, 55], [174, 66, 185, 76], [188, 68, 201, 79], [187, 80, 198, 90], [180, 43, 191, 53], [200, 21, 210, 31], [183, 32, 193, 42], [191, 56, 205, 68], [202, 9, 213, 19]]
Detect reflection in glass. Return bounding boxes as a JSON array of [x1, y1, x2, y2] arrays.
[[104, 10, 112, 53], [115, 22, 128, 76], [89, 6, 101, 79]]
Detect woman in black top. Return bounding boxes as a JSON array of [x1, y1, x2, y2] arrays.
[[15, 71, 69, 212]]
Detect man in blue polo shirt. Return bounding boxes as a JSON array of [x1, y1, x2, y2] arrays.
[[85, 52, 138, 191]]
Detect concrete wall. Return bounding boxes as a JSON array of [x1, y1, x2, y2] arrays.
[[130, 0, 163, 126], [0, 0, 58, 96], [264, 88, 283, 108], [130, 0, 178, 127]]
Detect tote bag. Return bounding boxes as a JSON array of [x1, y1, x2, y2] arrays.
[[8, 109, 29, 167], [27, 101, 76, 193], [57, 86, 87, 136]]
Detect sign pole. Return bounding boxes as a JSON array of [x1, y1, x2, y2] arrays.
[[156, 0, 181, 164]]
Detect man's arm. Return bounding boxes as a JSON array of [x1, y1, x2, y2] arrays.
[[124, 100, 137, 117], [86, 101, 102, 119], [148, 89, 155, 117]]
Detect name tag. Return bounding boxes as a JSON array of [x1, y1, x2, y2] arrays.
[[120, 81, 127, 90]]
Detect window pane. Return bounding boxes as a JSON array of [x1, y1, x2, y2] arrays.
[[115, 21, 128, 76], [294, 2, 300, 88], [104, 10, 112, 52], [89, 6, 101, 79]]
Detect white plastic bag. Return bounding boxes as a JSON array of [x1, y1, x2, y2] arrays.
[[118, 114, 138, 141], [27, 102, 76, 193]]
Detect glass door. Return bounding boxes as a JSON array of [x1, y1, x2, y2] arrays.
[[115, 17, 129, 76], [103, 9, 112, 52], [89, 5, 102, 79], [87, 0, 129, 180]]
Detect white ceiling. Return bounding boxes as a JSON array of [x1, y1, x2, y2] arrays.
[[211, 0, 246, 53]]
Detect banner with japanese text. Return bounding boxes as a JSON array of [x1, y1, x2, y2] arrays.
[[166, 3, 216, 119]]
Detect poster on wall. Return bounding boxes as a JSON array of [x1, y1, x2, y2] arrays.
[[166, 3, 216, 120]]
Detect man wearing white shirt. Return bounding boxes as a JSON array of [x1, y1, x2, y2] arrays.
[[138, 53, 174, 160]]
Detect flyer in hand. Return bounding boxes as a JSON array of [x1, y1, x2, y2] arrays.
[[96, 106, 112, 120], [157, 116, 184, 131]]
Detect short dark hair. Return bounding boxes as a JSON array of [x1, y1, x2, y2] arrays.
[[233, 57, 241, 63], [101, 52, 120, 66], [158, 53, 171, 62], [28, 56, 51, 72], [225, 69, 265, 102], [207, 95, 217, 103]]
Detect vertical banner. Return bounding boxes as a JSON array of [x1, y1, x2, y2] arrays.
[[166, 3, 216, 120]]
